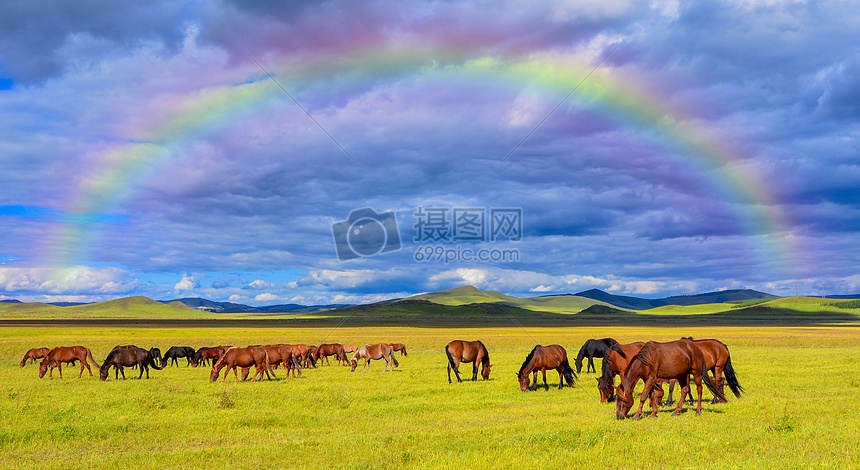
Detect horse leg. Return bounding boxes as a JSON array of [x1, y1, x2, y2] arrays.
[[664, 380, 675, 406], [672, 376, 690, 417], [634, 377, 657, 420], [56, 362, 62, 379], [472, 363, 479, 381], [588, 356, 595, 374], [713, 366, 726, 404], [79, 360, 86, 378], [557, 367, 564, 389], [694, 372, 704, 416], [542, 369, 549, 391]]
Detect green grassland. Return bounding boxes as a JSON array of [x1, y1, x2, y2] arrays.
[[2, 323, 860, 469]]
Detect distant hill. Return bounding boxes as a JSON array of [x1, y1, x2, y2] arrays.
[[160, 297, 351, 313], [573, 288, 779, 310]]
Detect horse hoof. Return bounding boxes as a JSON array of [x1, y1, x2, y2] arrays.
[[671, 412, 680, 417], [695, 411, 702, 416], [632, 417, 639, 421]]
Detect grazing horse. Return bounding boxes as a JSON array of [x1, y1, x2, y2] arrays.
[[342, 344, 358, 354], [39, 346, 100, 379], [241, 345, 301, 380], [350, 343, 399, 372], [664, 337, 744, 405], [314, 343, 348, 366], [575, 338, 618, 374], [615, 339, 724, 420], [20, 347, 50, 367], [285, 344, 317, 369], [389, 343, 408, 357], [516, 345, 576, 391], [210, 347, 275, 382], [445, 340, 491, 383], [194, 346, 231, 367], [597, 342, 646, 402], [99, 346, 164, 380], [163, 346, 197, 367]]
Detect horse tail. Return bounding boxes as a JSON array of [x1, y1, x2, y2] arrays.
[[445, 345, 459, 373], [562, 359, 576, 386], [609, 343, 626, 358], [263, 351, 276, 379], [701, 361, 725, 403], [86, 347, 101, 369], [149, 354, 165, 370], [391, 352, 399, 368], [723, 354, 744, 398]]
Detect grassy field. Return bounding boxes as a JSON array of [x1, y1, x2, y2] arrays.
[[2, 323, 859, 469]]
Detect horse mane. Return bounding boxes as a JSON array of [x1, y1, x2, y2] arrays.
[[477, 340, 490, 364], [609, 343, 627, 358], [633, 342, 655, 368], [518, 345, 540, 375]]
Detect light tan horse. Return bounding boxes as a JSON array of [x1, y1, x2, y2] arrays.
[[350, 343, 399, 372], [39, 346, 100, 378], [342, 344, 358, 354]]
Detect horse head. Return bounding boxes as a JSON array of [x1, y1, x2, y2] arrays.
[[38, 358, 51, 378], [481, 363, 492, 380], [516, 372, 530, 391], [614, 383, 633, 419], [209, 367, 220, 382], [349, 359, 358, 372]]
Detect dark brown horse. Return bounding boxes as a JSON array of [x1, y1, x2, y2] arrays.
[[314, 343, 348, 366], [39, 346, 100, 378], [597, 342, 646, 402], [575, 337, 618, 373], [99, 346, 164, 380], [445, 340, 491, 383], [350, 343, 399, 372], [210, 347, 275, 382], [516, 345, 576, 391], [389, 343, 408, 357], [615, 339, 724, 420], [163, 346, 197, 367], [20, 347, 50, 367]]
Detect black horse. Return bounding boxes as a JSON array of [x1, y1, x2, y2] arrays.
[[162, 346, 197, 367], [575, 338, 618, 373], [100, 346, 164, 380]]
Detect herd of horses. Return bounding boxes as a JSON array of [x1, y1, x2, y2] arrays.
[[22, 335, 742, 419], [21, 341, 409, 383]]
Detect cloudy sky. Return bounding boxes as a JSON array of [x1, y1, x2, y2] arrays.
[[1, 1, 858, 305]]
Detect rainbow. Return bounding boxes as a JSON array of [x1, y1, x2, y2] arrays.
[[45, 39, 802, 277]]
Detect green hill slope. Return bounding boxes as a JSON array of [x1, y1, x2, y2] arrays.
[[0, 296, 206, 319]]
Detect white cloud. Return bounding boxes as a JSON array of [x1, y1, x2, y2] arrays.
[[254, 293, 278, 302], [174, 273, 202, 291]]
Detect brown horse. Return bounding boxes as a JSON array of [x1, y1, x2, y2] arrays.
[[342, 344, 358, 354], [20, 347, 50, 367], [194, 346, 231, 367], [597, 342, 645, 402], [389, 343, 408, 357], [445, 340, 491, 383], [39, 346, 100, 378], [350, 343, 399, 372], [241, 345, 301, 380], [284, 344, 317, 369], [99, 346, 164, 380], [210, 347, 275, 382], [672, 337, 744, 404], [516, 345, 576, 391], [615, 339, 724, 420], [314, 343, 348, 366]]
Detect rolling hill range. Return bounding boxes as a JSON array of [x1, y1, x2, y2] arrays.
[[1, 286, 859, 325]]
